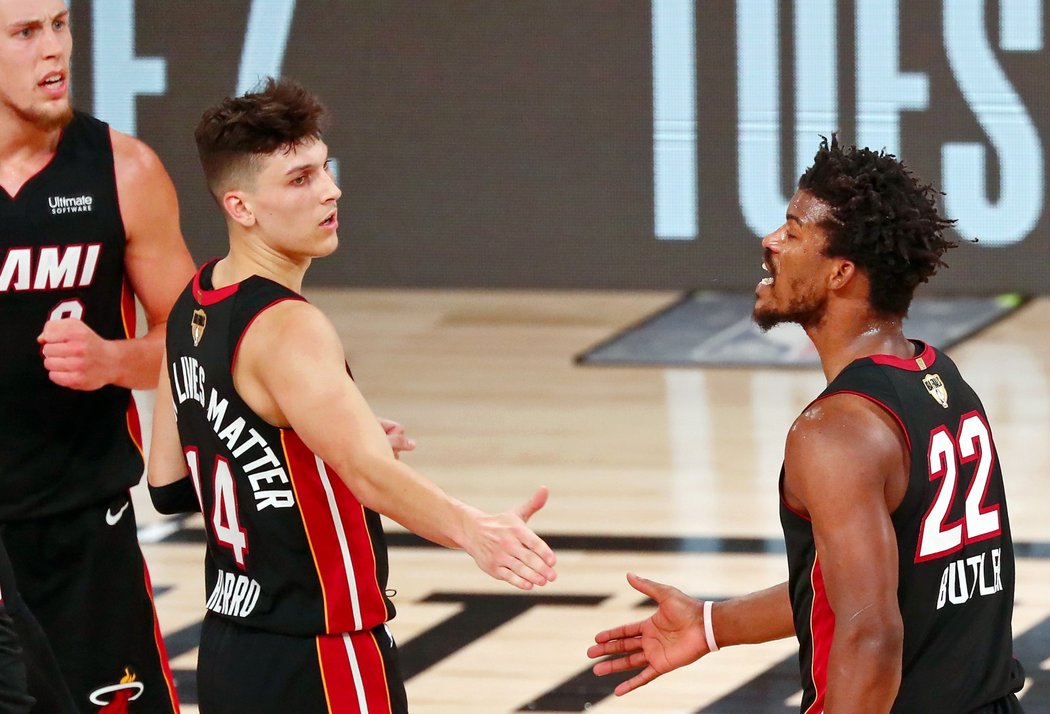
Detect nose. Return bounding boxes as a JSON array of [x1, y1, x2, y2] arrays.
[[761, 224, 785, 252], [321, 169, 341, 203], [41, 24, 66, 59]]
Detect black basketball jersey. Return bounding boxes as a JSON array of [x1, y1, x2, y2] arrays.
[[0, 112, 142, 520], [780, 341, 1019, 713], [166, 261, 395, 636]]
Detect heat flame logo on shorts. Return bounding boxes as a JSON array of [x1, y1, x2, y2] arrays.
[[89, 667, 144, 713]]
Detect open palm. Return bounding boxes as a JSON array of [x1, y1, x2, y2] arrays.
[[587, 573, 709, 695]]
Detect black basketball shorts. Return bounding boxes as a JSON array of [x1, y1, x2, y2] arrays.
[[198, 614, 409, 714], [1, 493, 180, 713]]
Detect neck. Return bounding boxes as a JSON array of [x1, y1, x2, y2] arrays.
[[805, 306, 913, 383], [0, 113, 64, 192], [213, 231, 310, 294]]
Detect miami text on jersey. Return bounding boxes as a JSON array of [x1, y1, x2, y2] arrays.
[[0, 244, 102, 292]]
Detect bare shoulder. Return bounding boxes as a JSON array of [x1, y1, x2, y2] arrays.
[[785, 393, 909, 511], [789, 392, 903, 455], [109, 127, 167, 179], [241, 298, 344, 365], [233, 297, 348, 426]]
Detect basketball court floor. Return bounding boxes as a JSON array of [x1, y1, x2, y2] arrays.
[[131, 290, 1050, 713]]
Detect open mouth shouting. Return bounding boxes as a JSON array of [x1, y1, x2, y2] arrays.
[[39, 70, 66, 97]]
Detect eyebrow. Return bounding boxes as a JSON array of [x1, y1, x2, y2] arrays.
[[282, 154, 330, 177], [283, 161, 321, 177], [7, 10, 68, 32]]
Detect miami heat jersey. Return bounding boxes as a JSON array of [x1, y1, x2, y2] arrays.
[[0, 112, 142, 519], [166, 261, 395, 636], [780, 342, 1019, 712]]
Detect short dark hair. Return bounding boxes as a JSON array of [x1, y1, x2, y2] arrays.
[[797, 135, 957, 316], [194, 77, 328, 200]]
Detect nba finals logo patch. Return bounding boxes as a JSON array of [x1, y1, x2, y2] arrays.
[[923, 373, 949, 409], [191, 309, 207, 347], [89, 667, 144, 712]]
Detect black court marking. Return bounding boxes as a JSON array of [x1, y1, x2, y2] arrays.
[[519, 610, 1050, 713], [158, 594, 1050, 710], [397, 593, 606, 680], [151, 525, 1050, 558]]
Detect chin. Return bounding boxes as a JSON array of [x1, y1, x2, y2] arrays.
[[752, 308, 781, 333], [25, 102, 73, 132], [314, 234, 339, 258]]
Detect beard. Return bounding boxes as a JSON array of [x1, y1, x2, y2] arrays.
[[752, 277, 827, 332], [10, 97, 73, 132]]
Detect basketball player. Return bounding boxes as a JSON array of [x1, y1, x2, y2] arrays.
[[146, 77, 558, 713], [0, 0, 195, 710], [588, 137, 1024, 712]]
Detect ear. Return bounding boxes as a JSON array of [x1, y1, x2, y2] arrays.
[[827, 258, 857, 291], [223, 191, 255, 228]]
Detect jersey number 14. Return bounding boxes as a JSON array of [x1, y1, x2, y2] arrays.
[[185, 448, 250, 569]]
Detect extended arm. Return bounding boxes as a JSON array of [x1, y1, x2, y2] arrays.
[[236, 300, 556, 590], [38, 130, 195, 390], [784, 394, 908, 713], [588, 576, 794, 695]]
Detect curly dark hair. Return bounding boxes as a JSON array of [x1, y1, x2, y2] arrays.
[[797, 135, 957, 316], [194, 77, 328, 201]]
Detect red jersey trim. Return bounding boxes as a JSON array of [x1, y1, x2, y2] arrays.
[[119, 276, 136, 339], [317, 630, 394, 713], [282, 431, 387, 635], [805, 556, 835, 714], [192, 260, 240, 306], [868, 341, 936, 371], [138, 539, 181, 711], [125, 394, 143, 458]]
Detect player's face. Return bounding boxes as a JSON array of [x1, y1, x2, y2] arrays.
[[244, 138, 342, 260], [753, 190, 837, 332], [0, 0, 72, 131]]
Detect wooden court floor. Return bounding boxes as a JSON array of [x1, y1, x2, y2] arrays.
[[131, 290, 1050, 714]]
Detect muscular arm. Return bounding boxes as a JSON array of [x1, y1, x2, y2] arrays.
[[235, 300, 556, 590], [37, 132, 194, 391], [110, 130, 195, 389], [783, 394, 909, 713]]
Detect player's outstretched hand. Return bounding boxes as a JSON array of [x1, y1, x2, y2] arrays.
[[462, 486, 557, 590], [587, 572, 708, 695], [38, 318, 115, 390]]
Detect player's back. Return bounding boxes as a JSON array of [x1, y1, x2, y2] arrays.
[[781, 341, 1022, 712], [165, 260, 395, 636]]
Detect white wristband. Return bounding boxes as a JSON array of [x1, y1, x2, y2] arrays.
[[703, 600, 719, 652]]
